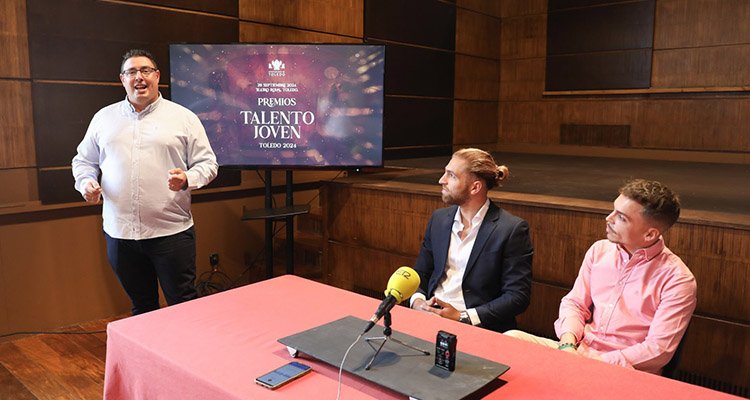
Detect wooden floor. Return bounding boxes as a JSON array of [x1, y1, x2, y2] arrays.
[[0, 257, 323, 400], [0, 315, 125, 400]]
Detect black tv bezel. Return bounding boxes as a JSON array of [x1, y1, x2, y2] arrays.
[[168, 42, 386, 171]]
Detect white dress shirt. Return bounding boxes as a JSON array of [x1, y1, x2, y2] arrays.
[[72, 95, 218, 240], [412, 199, 490, 325]]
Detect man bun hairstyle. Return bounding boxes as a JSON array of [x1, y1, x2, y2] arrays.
[[619, 179, 681, 232], [453, 148, 509, 190]]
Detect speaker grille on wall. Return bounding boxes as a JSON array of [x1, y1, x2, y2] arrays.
[[560, 124, 631, 147]]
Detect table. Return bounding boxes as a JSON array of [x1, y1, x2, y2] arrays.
[[104, 275, 741, 400]]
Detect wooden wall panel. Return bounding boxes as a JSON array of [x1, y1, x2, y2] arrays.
[[0, 169, 37, 204], [548, 0, 635, 9], [545, 0, 655, 90], [500, 14, 546, 60], [38, 169, 82, 205], [560, 124, 631, 147], [638, 99, 750, 151], [669, 224, 750, 322], [326, 241, 415, 296], [501, 95, 750, 153], [500, 101, 558, 144], [516, 206, 603, 286], [453, 101, 498, 145], [375, 41, 454, 98], [27, 0, 238, 82], [454, 6, 500, 149], [383, 98, 453, 149], [545, 3, 655, 101], [457, 0, 500, 17], [239, 22, 360, 43], [500, 58, 545, 101], [655, 0, 750, 49], [0, 0, 29, 78], [456, 8, 500, 59], [652, 45, 750, 88], [131, 0, 238, 16], [240, 0, 362, 38], [557, 100, 640, 125], [546, 49, 652, 91], [0, 215, 129, 331], [516, 282, 567, 338], [363, 0, 455, 157], [324, 184, 439, 256], [498, 11, 546, 147], [365, 0, 454, 50], [455, 55, 499, 101], [679, 316, 749, 387], [32, 83, 127, 168], [0, 269, 7, 337], [499, 0, 749, 155], [498, 9, 546, 148], [547, 1, 654, 55], [636, 101, 700, 149], [0, 81, 35, 169], [500, 0, 547, 18], [384, 145, 454, 161], [690, 256, 749, 322]]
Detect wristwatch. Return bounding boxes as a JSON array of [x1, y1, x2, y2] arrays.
[[458, 311, 471, 324]]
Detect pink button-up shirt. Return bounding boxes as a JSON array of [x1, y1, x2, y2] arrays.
[[554, 238, 697, 374]]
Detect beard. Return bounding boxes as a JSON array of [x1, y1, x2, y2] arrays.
[[442, 186, 470, 205]]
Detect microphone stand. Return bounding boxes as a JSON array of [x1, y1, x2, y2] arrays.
[[364, 311, 430, 370]]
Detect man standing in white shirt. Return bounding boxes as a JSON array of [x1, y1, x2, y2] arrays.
[[72, 49, 218, 315], [410, 148, 534, 333]]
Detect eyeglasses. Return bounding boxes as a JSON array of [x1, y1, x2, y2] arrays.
[[121, 67, 158, 78]]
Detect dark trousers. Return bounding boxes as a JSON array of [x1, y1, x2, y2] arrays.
[[105, 226, 198, 315]]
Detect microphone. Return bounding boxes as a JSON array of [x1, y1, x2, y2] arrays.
[[363, 266, 420, 334]]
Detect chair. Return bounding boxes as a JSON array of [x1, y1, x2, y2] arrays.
[[662, 326, 689, 379]]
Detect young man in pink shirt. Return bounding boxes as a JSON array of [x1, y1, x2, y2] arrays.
[[506, 179, 697, 374]]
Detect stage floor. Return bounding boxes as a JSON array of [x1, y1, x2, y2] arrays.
[[385, 152, 749, 216]]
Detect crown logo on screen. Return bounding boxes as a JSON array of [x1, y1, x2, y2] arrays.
[[268, 59, 286, 77]]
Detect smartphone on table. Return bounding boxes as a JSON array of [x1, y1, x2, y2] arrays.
[[255, 361, 312, 390]]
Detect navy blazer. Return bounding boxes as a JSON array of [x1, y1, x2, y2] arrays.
[[413, 202, 533, 333]]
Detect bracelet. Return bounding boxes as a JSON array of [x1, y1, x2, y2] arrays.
[[557, 343, 578, 351]]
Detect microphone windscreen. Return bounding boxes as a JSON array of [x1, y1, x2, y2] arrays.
[[384, 266, 420, 303]]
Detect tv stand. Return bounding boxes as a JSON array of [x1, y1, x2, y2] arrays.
[[242, 170, 309, 279]]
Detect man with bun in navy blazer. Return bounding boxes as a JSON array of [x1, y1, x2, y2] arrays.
[[410, 148, 533, 333]]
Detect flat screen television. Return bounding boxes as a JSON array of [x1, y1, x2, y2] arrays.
[[169, 43, 385, 169]]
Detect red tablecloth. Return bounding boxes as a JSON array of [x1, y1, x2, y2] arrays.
[[104, 275, 740, 400]]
